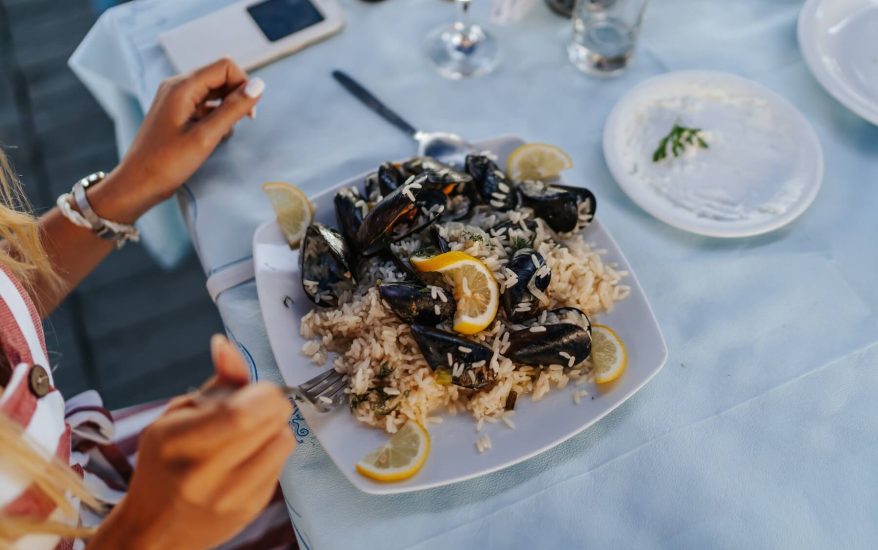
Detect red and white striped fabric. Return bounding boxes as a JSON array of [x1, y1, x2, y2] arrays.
[[0, 265, 297, 550]]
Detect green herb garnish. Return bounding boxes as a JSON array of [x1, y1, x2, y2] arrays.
[[652, 124, 709, 163], [376, 363, 392, 379]]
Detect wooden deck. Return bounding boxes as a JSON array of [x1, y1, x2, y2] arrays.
[[0, 0, 223, 408]]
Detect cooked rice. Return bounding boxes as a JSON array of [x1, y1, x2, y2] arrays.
[[300, 211, 630, 433]]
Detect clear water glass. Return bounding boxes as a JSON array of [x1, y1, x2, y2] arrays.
[[568, 0, 649, 77], [425, 0, 501, 79]]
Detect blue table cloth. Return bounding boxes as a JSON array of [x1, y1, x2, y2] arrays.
[[71, 0, 878, 548]]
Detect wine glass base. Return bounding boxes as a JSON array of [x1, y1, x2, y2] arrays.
[[424, 22, 500, 79]]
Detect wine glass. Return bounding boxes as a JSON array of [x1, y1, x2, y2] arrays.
[[424, 0, 501, 79]]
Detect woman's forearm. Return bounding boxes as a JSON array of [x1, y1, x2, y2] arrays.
[[25, 167, 158, 316], [10, 58, 262, 317]]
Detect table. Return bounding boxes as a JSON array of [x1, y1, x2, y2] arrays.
[[71, 0, 878, 548]]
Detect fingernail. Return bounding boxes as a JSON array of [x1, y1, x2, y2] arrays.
[[204, 98, 222, 109], [244, 77, 265, 99], [211, 334, 227, 358]]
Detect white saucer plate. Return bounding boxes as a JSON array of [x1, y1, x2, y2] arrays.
[[603, 71, 824, 238], [799, 0, 878, 126]]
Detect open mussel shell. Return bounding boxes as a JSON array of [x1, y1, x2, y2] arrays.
[[506, 323, 592, 368], [379, 282, 455, 326], [409, 325, 495, 390], [365, 162, 405, 202], [401, 157, 472, 184], [502, 248, 551, 323], [334, 187, 368, 251], [356, 173, 447, 257], [465, 154, 518, 211], [518, 180, 596, 233], [299, 223, 357, 307], [543, 307, 591, 333]]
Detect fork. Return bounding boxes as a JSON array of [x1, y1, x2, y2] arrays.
[[283, 369, 348, 413]]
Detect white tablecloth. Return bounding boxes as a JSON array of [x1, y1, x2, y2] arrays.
[[71, 0, 878, 548]]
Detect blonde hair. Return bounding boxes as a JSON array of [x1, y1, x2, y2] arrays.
[[0, 148, 57, 292], [0, 147, 94, 545]]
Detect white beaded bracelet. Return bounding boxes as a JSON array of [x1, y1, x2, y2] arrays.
[[56, 172, 140, 248]]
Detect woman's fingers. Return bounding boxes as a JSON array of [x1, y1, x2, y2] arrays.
[[184, 57, 249, 105], [213, 427, 296, 513], [209, 334, 251, 387], [154, 383, 291, 459], [193, 78, 264, 148]]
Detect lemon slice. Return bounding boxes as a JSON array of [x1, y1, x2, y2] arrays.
[[592, 324, 627, 384], [262, 182, 314, 248], [506, 143, 574, 182], [410, 251, 499, 335], [356, 421, 431, 482]]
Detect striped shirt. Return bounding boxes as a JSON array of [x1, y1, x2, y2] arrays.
[[0, 265, 297, 549]]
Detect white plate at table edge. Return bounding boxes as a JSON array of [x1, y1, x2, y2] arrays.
[[253, 135, 668, 495], [798, 0, 878, 126], [603, 70, 824, 238]]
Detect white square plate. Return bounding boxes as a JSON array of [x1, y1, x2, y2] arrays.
[[253, 136, 668, 494]]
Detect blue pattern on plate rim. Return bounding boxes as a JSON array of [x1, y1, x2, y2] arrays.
[[288, 401, 312, 443]]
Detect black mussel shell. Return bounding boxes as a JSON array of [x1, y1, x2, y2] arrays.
[[465, 154, 518, 211], [365, 162, 406, 202], [377, 162, 405, 196], [543, 307, 591, 333], [409, 325, 495, 390], [334, 187, 368, 250], [401, 156, 471, 183], [429, 225, 451, 253], [518, 180, 596, 233], [356, 174, 447, 256], [502, 248, 551, 323], [300, 223, 357, 307], [379, 282, 455, 325], [506, 323, 592, 368]]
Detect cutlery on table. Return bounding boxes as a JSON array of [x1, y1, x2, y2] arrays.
[[331, 69, 475, 165]]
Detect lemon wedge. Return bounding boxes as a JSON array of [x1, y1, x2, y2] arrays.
[[356, 421, 431, 482], [592, 324, 627, 384], [506, 143, 574, 182], [410, 251, 499, 335], [262, 182, 314, 248]]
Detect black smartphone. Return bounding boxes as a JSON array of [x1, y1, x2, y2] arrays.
[[246, 0, 326, 42]]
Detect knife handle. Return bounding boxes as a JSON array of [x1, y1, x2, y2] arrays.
[[331, 70, 419, 138]]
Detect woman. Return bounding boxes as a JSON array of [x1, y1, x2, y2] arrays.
[[0, 58, 297, 549]]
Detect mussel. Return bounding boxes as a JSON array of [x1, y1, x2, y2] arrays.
[[465, 154, 518, 211], [502, 248, 551, 323], [365, 162, 405, 202], [410, 325, 495, 390], [356, 173, 447, 256], [518, 180, 596, 233], [334, 187, 368, 250], [300, 223, 357, 307], [379, 282, 455, 325], [429, 225, 451, 253], [543, 307, 591, 332], [505, 308, 592, 368]]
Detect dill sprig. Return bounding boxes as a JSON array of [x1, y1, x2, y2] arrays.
[[652, 124, 709, 163]]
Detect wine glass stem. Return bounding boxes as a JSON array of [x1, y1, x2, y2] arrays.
[[455, 0, 471, 30]]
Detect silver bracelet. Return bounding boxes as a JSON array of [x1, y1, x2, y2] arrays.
[[56, 172, 140, 249]]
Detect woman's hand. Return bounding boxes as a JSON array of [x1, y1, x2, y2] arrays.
[[90, 335, 295, 550], [91, 58, 264, 224]]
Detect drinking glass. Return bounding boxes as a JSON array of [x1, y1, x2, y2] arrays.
[[568, 0, 650, 77], [424, 0, 501, 79]]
